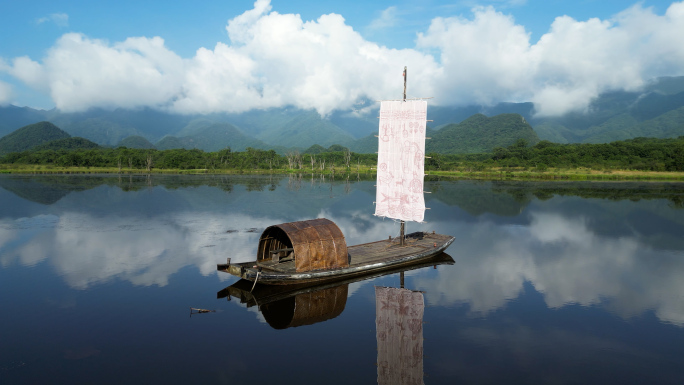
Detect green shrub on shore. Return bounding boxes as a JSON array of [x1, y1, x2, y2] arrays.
[[1, 136, 683, 180]]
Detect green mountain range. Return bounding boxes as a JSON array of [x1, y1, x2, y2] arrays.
[[0, 121, 71, 155], [157, 120, 269, 152], [2, 76, 684, 153], [428, 114, 539, 154], [0, 121, 101, 155], [116, 135, 156, 149], [532, 77, 684, 143], [256, 110, 356, 148], [32, 137, 100, 151]]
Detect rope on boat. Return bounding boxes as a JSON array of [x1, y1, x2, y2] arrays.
[[250, 270, 260, 293]]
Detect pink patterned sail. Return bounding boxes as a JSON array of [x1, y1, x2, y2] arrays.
[[375, 100, 427, 222]]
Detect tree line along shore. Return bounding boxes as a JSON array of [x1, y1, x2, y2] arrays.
[[1, 136, 684, 181]]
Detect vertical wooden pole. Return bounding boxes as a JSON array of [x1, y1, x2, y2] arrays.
[[400, 66, 407, 246], [403, 66, 407, 101], [400, 221, 405, 246]]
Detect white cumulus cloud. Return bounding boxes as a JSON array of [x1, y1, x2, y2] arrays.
[[3, 1, 684, 117], [36, 13, 69, 28], [368, 6, 399, 31], [0, 80, 11, 105], [10, 34, 186, 112], [0, 59, 12, 104]]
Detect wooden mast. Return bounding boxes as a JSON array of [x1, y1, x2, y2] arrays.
[[403, 66, 407, 101], [400, 66, 407, 247]]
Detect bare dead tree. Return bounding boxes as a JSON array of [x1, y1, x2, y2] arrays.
[[295, 151, 303, 170], [344, 148, 352, 169], [117, 157, 122, 173], [285, 151, 295, 169], [310, 154, 316, 171], [146, 154, 153, 172]]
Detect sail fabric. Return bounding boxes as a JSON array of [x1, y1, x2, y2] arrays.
[[375, 100, 427, 222], [375, 286, 424, 385]]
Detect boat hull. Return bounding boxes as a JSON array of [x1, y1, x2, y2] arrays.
[[218, 232, 455, 285]]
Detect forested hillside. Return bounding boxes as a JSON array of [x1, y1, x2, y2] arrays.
[[427, 114, 539, 154], [31, 137, 100, 151], [117, 136, 155, 149], [255, 110, 356, 148], [156, 121, 269, 152], [0, 121, 70, 155]]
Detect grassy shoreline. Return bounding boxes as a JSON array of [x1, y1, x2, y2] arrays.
[[2, 164, 684, 181], [429, 168, 684, 181]]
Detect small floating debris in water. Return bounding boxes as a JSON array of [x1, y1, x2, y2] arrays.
[[226, 229, 238, 233], [0, 360, 27, 371], [190, 307, 216, 316], [245, 228, 259, 233]]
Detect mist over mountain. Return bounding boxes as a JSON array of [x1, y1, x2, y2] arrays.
[[531, 76, 684, 144], [0, 105, 50, 136], [1, 76, 684, 154]]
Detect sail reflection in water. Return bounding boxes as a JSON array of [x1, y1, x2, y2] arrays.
[[376, 287, 424, 385]]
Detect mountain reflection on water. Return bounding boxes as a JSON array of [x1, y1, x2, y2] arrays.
[[2, 174, 684, 383]]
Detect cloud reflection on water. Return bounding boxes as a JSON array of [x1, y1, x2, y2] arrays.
[[0, 212, 278, 288], [417, 211, 684, 326], [0, 206, 400, 290], [1, 177, 684, 327]]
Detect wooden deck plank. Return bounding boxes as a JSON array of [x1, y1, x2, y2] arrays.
[[259, 233, 450, 274]]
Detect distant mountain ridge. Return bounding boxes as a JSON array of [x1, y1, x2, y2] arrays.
[[531, 77, 684, 143], [0, 121, 71, 155], [2, 76, 684, 153], [0, 121, 101, 155], [32, 137, 100, 151], [428, 114, 539, 154], [160, 120, 270, 152], [116, 135, 155, 149], [256, 110, 355, 148]]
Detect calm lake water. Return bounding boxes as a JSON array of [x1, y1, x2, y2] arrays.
[[2, 174, 684, 384]]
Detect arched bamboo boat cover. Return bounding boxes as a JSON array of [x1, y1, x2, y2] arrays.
[[257, 218, 349, 272]]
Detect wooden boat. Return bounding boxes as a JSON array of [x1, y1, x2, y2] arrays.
[[217, 220, 454, 285], [217, 66, 454, 285]]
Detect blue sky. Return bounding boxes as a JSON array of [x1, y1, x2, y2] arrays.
[[0, 0, 682, 116]]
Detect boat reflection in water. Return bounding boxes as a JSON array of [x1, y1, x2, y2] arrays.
[[218, 279, 349, 329], [217, 253, 453, 330]]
